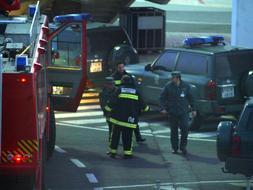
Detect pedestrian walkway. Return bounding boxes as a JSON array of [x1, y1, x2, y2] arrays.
[[55, 90, 217, 140]]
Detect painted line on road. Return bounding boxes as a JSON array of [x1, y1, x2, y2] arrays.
[[70, 159, 86, 168], [55, 145, 66, 153], [77, 105, 101, 111], [55, 111, 103, 119], [97, 179, 248, 189], [86, 173, 98, 183], [57, 122, 216, 142]]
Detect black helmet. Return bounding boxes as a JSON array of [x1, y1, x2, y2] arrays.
[[121, 75, 133, 85]]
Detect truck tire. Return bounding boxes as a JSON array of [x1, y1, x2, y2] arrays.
[[47, 100, 56, 160], [216, 121, 234, 161]]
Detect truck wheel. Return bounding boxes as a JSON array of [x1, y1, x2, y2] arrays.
[[216, 121, 234, 161], [47, 102, 56, 160], [189, 112, 202, 131]]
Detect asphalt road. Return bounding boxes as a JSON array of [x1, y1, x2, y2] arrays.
[[45, 91, 250, 190]]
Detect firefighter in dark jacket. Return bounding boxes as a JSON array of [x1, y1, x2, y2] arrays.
[[105, 75, 149, 158], [111, 62, 146, 143], [160, 71, 196, 155], [99, 77, 117, 142]]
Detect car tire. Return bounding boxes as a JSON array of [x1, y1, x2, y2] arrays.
[[217, 121, 234, 161], [189, 112, 202, 131]]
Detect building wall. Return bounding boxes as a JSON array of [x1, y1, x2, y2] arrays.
[[232, 0, 253, 47]]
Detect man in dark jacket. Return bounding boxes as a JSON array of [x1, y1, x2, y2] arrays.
[[111, 62, 146, 143], [105, 75, 149, 159], [160, 71, 196, 155]]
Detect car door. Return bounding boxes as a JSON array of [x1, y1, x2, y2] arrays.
[[141, 50, 177, 105], [47, 21, 87, 112]]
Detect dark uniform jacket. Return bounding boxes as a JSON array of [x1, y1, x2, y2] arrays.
[[160, 80, 194, 116], [111, 70, 132, 86], [99, 86, 117, 117], [105, 84, 149, 129]]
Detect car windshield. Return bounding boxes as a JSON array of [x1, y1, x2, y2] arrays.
[[87, 28, 130, 53], [215, 51, 253, 78]]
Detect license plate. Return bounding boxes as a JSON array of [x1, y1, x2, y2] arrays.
[[90, 62, 102, 73], [221, 86, 234, 98]]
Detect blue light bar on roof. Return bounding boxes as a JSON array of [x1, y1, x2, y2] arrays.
[[53, 13, 92, 23], [183, 35, 225, 47]]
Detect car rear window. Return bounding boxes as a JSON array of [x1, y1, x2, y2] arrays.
[[215, 51, 253, 78], [176, 52, 208, 75]]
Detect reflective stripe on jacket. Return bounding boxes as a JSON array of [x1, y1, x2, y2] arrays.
[[106, 84, 148, 128]]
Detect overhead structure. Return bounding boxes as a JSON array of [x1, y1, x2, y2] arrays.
[[10, 0, 170, 23]]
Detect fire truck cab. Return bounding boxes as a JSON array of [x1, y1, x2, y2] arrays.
[[0, 1, 91, 189]]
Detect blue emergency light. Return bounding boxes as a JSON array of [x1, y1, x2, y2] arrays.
[[15, 55, 28, 71], [53, 13, 92, 23], [28, 4, 36, 17], [183, 36, 225, 47]]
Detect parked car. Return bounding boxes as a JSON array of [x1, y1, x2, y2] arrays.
[[217, 98, 253, 178], [125, 36, 253, 130], [50, 23, 138, 88]]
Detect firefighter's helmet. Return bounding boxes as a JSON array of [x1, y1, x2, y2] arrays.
[[121, 75, 133, 85]]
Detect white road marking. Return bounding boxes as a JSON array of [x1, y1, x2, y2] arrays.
[[55, 111, 103, 119], [55, 145, 66, 153], [86, 173, 98, 183], [70, 159, 86, 168], [57, 122, 108, 131], [97, 179, 247, 189], [63, 118, 106, 125], [189, 132, 216, 138], [57, 122, 216, 142], [153, 129, 171, 134], [77, 105, 101, 111]]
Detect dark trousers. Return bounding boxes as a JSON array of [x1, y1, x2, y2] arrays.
[[110, 125, 134, 156], [134, 124, 142, 141], [107, 121, 113, 142], [169, 113, 189, 151]]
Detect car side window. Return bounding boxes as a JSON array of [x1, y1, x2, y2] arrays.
[[153, 51, 177, 71], [176, 52, 208, 75]]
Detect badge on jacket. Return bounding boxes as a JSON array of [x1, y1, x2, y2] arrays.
[[180, 90, 185, 98]]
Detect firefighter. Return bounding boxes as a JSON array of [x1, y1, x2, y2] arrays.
[[160, 71, 196, 155], [99, 77, 117, 142], [105, 75, 149, 159], [111, 62, 146, 142]]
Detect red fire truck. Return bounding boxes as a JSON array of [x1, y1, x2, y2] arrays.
[[0, 1, 91, 189]]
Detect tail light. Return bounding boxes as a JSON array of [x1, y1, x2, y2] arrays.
[[231, 135, 241, 156], [206, 80, 216, 100]]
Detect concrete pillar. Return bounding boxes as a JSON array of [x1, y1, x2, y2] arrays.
[[231, 0, 253, 47]]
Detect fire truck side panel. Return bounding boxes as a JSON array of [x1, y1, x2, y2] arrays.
[[1, 73, 39, 174]]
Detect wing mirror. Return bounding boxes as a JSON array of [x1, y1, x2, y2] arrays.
[[145, 64, 152, 71]]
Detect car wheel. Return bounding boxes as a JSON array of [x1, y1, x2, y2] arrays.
[[188, 112, 202, 131], [217, 121, 234, 161]]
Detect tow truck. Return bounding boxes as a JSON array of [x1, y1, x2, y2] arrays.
[[0, 1, 91, 189]]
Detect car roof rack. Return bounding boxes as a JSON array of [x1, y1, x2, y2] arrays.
[[183, 36, 225, 47]]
